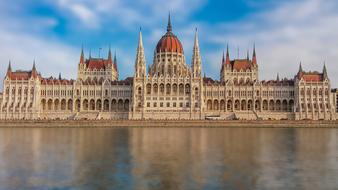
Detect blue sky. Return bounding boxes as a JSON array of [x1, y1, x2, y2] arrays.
[[0, 0, 337, 87]]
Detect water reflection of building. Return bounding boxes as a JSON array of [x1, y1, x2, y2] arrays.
[[0, 15, 336, 120], [256, 128, 338, 189], [128, 128, 262, 189]]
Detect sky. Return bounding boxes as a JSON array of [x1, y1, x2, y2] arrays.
[[0, 0, 337, 88]]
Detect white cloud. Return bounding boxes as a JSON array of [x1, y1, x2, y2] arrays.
[[1, 0, 337, 91], [50, 0, 206, 29], [0, 29, 79, 89], [191, 0, 338, 87], [55, 0, 99, 29]]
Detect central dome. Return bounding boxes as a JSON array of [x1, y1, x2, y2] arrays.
[[155, 15, 184, 54]]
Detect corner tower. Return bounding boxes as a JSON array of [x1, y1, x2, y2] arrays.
[[220, 44, 258, 83]]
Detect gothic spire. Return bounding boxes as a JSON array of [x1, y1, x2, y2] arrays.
[[7, 60, 12, 72], [167, 13, 172, 33], [80, 45, 85, 64], [108, 45, 112, 63], [247, 49, 249, 60], [193, 28, 199, 49], [135, 28, 146, 78], [252, 43, 257, 65], [323, 62, 328, 79], [31, 60, 38, 78], [277, 73, 280, 81], [138, 27, 144, 51], [6, 60, 12, 78], [114, 51, 117, 69], [222, 50, 225, 64], [225, 44, 230, 65], [298, 62, 303, 73], [58, 73, 62, 80], [32, 60, 36, 71], [192, 28, 201, 77]]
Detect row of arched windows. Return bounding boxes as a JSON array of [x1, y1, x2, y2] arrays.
[[143, 83, 192, 96], [206, 99, 294, 112]]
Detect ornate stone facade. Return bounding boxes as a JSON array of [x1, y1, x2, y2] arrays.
[[0, 16, 336, 120]]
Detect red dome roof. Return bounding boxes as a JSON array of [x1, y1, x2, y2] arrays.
[[155, 15, 183, 54], [156, 32, 183, 53]]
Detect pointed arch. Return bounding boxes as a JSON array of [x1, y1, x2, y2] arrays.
[[227, 100, 233, 111], [67, 99, 73, 111], [103, 99, 109, 111], [61, 99, 67, 110]]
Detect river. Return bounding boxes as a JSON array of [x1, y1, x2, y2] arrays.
[[0, 128, 337, 190]]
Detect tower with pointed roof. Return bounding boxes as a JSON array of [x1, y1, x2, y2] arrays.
[[191, 28, 202, 78], [77, 46, 118, 81], [134, 28, 146, 78], [6, 61, 12, 78], [220, 44, 258, 83], [323, 63, 328, 80]]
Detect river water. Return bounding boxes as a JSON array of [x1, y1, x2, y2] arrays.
[[0, 128, 337, 190]]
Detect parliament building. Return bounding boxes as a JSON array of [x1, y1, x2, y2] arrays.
[[0, 16, 336, 120]]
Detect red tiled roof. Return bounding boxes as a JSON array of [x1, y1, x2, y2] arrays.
[[231, 59, 252, 71], [41, 78, 74, 85], [156, 32, 183, 54], [8, 71, 40, 80], [86, 58, 111, 70], [261, 79, 294, 86], [302, 74, 322, 82], [203, 77, 221, 85], [298, 71, 323, 82]]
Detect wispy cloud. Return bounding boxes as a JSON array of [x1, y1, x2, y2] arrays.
[[192, 0, 338, 87], [50, 0, 206, 29], [0, 0, 337, 89]]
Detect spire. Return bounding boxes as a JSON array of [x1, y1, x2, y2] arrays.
[[135, 27, 146, 78], [193, 28, 199, 49], [89, 49, 92, 59], [32, 60, 36, 71], [114, 51, 117, 69], [252, 43, 257, 65], [6, 60, 12, 78], [192, 27, 201, 78], [323, 62, 328, 79], [298, 62, 303, 73], [225, 44, 230, 65], [277, 73, 280, 81], [58, 73, 62, 80], [138, 27, 144, 51], [80, 45, 85, 64], [108, 45, 112, 64], [7, 60, 12, 72], [247, 49, 249, 60], [222, 51, 225, 64], [167, 13, 172, 33], [31, 60, 38, 78]]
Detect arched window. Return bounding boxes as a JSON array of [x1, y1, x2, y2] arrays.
[[173, 84, 177, 94], [146, 84, 151, 94], [160, 84, 164, 94], [166, 84, 171, 95], [179, 84, 184, 95], [185, 84, 190, 95], [153, 84, 158, 94]]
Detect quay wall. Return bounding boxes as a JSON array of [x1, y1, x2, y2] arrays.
[[0, 120, 337, 128]]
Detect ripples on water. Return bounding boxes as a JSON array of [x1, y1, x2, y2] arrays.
[[0, 127, 337, 190]]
